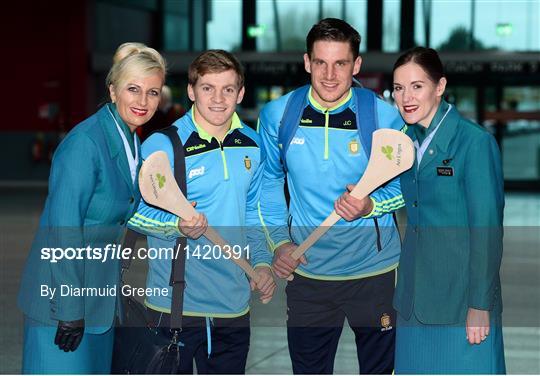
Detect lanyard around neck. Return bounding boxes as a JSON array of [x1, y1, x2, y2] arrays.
[[413, 104, 452, 166], [107, 106, 139, 183]]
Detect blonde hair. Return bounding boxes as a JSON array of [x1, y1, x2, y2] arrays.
[[106, 42, 167, 97]]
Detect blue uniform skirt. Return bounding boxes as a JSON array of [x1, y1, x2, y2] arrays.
[[395, 312, 506, 374], [22, 317, 114, 374]]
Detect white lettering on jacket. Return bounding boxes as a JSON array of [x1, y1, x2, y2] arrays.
[[188, 166, 205, 179]]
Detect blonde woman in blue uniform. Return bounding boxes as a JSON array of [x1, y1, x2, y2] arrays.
[[392, 47, 506, 374], [17, 42, 166, 374]]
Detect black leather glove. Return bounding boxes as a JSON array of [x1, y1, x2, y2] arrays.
[[54, 319, 85, 352]]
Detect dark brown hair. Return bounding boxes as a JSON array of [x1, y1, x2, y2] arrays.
[[393, 47, 445, 83], [306, 18, 361, 59]]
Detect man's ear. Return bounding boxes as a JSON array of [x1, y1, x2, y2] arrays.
[[353, 56, 362, 76], [109, 85, 116, 103], [303, 53, 312, 74], [236, 86, 245, 104], [187, 84, 195, 102]]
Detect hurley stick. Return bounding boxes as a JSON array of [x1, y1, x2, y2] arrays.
[[287, 128, 414, 278], [139, 151, 270, 303]]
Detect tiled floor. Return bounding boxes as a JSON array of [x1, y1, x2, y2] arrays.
[[1, 188, 538, 374]]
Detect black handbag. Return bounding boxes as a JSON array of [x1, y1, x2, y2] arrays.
[[111, 278, 182, 373], [111, 126, 188, 374]]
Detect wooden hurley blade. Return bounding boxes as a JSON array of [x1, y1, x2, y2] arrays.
[[139, 151, 197, 221], [139, 151, 270, 303], [348, 128, 414, 200], [290, 129, 414, 262]]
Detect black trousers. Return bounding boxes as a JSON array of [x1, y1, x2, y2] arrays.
[[147, 309, 250, 374], [286, 270, 396, 374]]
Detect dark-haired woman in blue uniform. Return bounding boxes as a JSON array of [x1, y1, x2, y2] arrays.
[[392, 47, 506, 374]]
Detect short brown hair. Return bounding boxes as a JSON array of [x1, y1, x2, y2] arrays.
[[188, 50, 244, 88]]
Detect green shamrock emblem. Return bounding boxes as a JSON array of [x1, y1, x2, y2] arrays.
[[381, 145, 394, 160], [156, 173, 166, 188]]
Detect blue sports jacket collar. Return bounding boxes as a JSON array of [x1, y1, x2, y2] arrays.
[[307, 87, 353, 114], [180, 106, 243, 143]]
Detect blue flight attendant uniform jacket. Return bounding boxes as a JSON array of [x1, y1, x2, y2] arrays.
[[394, 102, 504, 324], [18, 105, 141, 341], [393, 102, 506, 374]]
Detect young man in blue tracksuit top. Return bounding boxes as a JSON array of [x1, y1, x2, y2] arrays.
[[257, 19, 405, 374], [128, 50, 275, 374]]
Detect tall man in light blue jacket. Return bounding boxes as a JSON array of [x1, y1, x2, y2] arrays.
[[257, 18, 404, 374]]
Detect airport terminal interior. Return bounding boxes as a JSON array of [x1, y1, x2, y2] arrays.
[[1, 0, 539, 373]]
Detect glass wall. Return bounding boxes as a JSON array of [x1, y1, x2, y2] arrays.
[[414, 0, 540, 51], [345, 0, 367, 52], [164, 0, 190, 51], [256, 0, 320, 51], [415, 0, 474, 49], [383, 0, 400, 52], [255, 0, 366, 51], [474, 1, 540, 51], [207, 0, 242, 51], [499, 86, 540, 180], [95, 1, 540, 53]]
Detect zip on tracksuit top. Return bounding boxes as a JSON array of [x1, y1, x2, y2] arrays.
[[258, 87, 405, 280], [128, 108, 272, 318]]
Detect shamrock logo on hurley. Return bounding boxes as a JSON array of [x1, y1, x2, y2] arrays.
[[381, 146, 394, 160], [156, 173, 166, 188]]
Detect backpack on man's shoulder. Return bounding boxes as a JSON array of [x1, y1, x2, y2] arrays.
[[277, 84, 379, 171]]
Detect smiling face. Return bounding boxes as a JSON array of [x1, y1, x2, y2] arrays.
[[109, 71, 164, 132], [392, 62, 447, 127], [187, 69, 245, 139], [304, 40, 361, 108]]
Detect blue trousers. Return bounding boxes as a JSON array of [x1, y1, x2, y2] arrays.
[[395, 312, 506, 374], [22, 317, 114, 374]]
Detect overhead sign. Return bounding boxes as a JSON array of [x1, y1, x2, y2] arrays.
[[247, 24, 266, 38], [496, 23, 513, 36]]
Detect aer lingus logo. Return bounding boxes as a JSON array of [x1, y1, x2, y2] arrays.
[[381, 145, 394, 160], [156, 173, 166, 188]]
